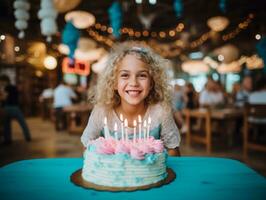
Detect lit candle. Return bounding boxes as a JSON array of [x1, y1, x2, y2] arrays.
[[104, 117, 110, 138], [143, 120, 147, 140], [138, 115, 142, 140], [114, 123, 118, 140], [133, 120, 137, 143], [124, 119, 128, 141], [120, 114, 124, 141], [147, 116, 151, 139]]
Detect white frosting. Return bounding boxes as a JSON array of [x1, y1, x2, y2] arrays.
[[82, 147, 168, 187]]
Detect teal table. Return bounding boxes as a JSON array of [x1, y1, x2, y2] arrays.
[[0, 157, 265, 200]]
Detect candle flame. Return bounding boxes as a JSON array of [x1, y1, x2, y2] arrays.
[[148, 116, 151, 124], [120, 114, 123, 121], [104, 117, 107, 125], [138, 115, 142, 123], [144, 120, 147, 127], [124, 119, 128, 127], [114, 123, 117, 131], [133, 120, 137, 127]]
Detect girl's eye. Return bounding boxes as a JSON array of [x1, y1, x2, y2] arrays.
[[120, 73, 129, 78], [138, 73, 148, 79]]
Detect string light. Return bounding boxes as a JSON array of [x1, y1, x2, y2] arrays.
[[222, 13, 254, 41], [86, 14, 255, 58], [91, 21, 185, 39]]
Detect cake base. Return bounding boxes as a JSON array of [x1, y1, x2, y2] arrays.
[[70, 168, 176, 192]]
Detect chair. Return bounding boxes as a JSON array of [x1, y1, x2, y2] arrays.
[[243, 104, 266, 159], [184, 108, 212, 154]]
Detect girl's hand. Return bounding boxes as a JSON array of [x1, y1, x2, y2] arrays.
[[168, 147, 181, 157]]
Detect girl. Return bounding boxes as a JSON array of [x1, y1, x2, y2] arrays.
[[81, 42, 181, 156]]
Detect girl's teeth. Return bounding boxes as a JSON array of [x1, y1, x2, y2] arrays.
[[127, 91, 140, 96]]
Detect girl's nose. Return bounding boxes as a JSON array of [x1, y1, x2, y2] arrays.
[[129, 76, 138, 86]]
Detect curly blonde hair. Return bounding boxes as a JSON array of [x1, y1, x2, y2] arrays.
[[90, 41, 173, 111]]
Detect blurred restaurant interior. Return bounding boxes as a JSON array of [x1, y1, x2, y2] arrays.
[[0, 0, 266, 177]]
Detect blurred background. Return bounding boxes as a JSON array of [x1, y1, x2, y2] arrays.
[[0, 0, 265, 176]]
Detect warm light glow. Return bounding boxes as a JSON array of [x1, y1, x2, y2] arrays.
[[213, 44, 239, 63], [44, 56, 57, 70], [107, 27, 113, 33], [255, 34, 261, 40], [169, 30, 176, 37], [149, 0, 156, 4], [135, 31, 141, 37], [142, 30, 149, 37], [0, 35, 5, 40], [218, 54, 224, 61], [159, 31, 166, 38], [14, 46, 20, 52], [95, 23, 101, 29], [207, 16, 229, 32], [181, 60, 209, 75], [246, 55, 264, 69], [35, 70, 43, 77], [65, 10, 95, 29]]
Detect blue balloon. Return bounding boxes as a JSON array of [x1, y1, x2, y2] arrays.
[[256, 37, 266, 73], [219, 0, 226, 13], [108, 1, 122, 38], [173, 0, 183, 18], [62, 22, 80, 59]]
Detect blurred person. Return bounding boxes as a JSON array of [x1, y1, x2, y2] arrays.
[[247, 75, 266, 141], [235, 76, 253, 107], [248, 75, 266, 104], [229, 82, 241, 104], [0, 75, 31, 145], [39, 87, 54, 103], [53, 81, 77, 131], [199, 78, 224, 107], [39, 85, 54, 120], [184, 82, 198, 109], [172, 84, 185, 129]]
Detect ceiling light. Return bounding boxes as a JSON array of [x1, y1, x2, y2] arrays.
[[65, 11, 95, 29], [149, 0, 157, 5], [135, 0, 142, 4], [207, 16, 229, 32]]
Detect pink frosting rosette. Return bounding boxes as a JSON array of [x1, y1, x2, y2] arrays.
[[92, 136, 165, 157], [137, 141, 155, 154], [130, 145, 145, 160], [95, 138, 115, 154], [115, 141, 131, 154], [151, 139, 164, 153]]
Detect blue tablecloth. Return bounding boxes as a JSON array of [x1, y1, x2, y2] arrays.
[[0, 157, 265, 200]]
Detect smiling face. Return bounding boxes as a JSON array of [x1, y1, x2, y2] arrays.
[[116, 54, 152, 108]]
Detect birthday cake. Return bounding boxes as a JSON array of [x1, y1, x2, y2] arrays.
[[81, 137, 168, 187]]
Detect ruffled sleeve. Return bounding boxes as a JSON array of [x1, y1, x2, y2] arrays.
[[158, 106, 181, 149], [80, 106, 105, 147]]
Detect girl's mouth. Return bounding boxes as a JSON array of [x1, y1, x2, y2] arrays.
[[126, 90, 142, 97]]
